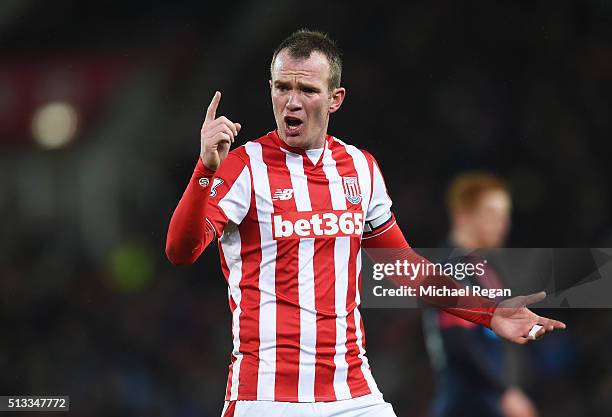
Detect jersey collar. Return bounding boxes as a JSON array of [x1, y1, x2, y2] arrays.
[[270, 129, 333, 167]]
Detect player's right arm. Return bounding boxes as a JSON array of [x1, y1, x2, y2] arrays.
[[165, 91, 243, 265]]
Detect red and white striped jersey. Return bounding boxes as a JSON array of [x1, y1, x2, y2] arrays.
[[206, 130, 393, 402]]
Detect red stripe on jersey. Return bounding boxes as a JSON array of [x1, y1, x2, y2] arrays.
[[359, 310, 367, 351], [222, 401, 236, 417], [261, 144, 301, 401], [225, 352, 235, 400], [329, 141, 371, 397], [303, 148, 338, 401]]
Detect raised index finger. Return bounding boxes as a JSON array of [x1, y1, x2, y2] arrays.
[[205, 91, 221, 122]]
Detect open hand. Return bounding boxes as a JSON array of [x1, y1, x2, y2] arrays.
[[490, 291, 566, 344]]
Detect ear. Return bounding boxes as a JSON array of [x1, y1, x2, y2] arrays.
[[269, 79, 272, 90], [329, 87, 346, 114]]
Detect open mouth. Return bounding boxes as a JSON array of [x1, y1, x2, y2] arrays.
[[284, 115, 304, 135]]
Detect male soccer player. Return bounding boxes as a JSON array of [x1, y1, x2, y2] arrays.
[[166, 30, 565, 417], [423, 173, 538, 417]]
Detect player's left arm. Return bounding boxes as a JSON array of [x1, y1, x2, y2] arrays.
[[362, 223, 565, 342], [363, 220, 496, 327], [359, 151, 565, 343]]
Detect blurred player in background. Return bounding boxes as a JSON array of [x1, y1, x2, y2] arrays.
[[423, 173, 538, 417], [166, 30, 564, 417]]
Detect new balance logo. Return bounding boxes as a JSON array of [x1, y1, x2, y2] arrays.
[[272, 210, 364, 239], [272, 188, 294, 201]]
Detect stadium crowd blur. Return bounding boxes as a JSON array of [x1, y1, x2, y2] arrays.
[[1, 1, 611, 416]]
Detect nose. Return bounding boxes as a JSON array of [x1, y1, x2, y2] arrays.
[[286, 91, 302, 111]]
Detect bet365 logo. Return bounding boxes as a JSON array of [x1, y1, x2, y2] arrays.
[[272, 210, 364, 239]]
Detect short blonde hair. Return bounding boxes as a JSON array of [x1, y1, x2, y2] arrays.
[[271, 29, 342, 91]]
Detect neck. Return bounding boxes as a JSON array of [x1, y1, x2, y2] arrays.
[[278, 131, 327, 150], [303, 125, 327, 150], [305, 136, 325, 150]]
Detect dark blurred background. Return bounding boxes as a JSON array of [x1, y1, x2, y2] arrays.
[[1, 0, 611, 416]]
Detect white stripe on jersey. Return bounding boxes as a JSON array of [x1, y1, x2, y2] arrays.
[[245, 142, 277, 400], [218, 165, 252, 225], [367, 156, 393, 221], [285, 150, 317, 402], [220, 228, 243, 400], [321, 147, 352, 400], [333, 138, 372, 216]]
